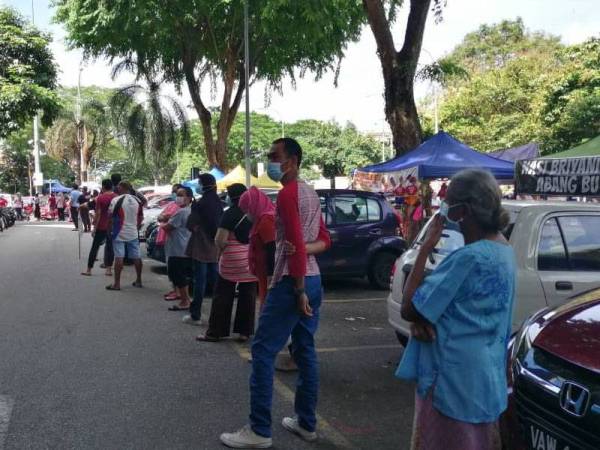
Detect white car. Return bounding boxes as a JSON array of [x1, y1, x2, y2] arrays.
[[388, 200, 600, 345]]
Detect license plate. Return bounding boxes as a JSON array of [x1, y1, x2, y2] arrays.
[[527, 423, 573, 450]]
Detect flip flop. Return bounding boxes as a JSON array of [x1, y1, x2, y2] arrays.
[[164, 295, 180, 302], [105, 285, 121, 291], [196, 334, 220, 342], [80, 272, 92, 277], [168, 305, 189, 311], [132, 282, 143, 288]]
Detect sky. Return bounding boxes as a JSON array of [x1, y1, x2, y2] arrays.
[[4, 0, 600, 133]]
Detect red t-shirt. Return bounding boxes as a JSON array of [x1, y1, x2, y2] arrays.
[[0, 198, 7, 207], [95, 192, 117, 231]]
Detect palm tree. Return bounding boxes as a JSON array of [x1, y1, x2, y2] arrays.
[[45, 96, 111, 183], [109, 62, 190, 185]]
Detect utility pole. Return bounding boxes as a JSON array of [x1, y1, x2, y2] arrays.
[[31, 1, 42, 194], [243, 0, 251, 187], [77, 64, 84, 183]]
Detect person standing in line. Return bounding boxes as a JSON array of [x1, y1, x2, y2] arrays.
[[13, 194, 23, 220], [33, 193, 41, 221], [56, 192, 65, 221], [80, 179, 116, 277], [158, 183, 185, 301], [196, 183, 256, 342], [221, 138, 325, 448], [69, 184, 81, 230], [79, 187, 92, 232], [161, 187, 194, 311], [181, 174, 223, 325], [48, 193, 57, 220], [105, 181, 144, 291], [397, 169, 515, 450]]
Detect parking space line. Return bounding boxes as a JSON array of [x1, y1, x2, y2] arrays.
[[232, 346, 355, 449], [0, 395, 14, 450], [323, 297, 386, 304], [316, 344, 399, 353]]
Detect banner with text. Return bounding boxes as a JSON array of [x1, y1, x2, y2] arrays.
[[516, 156, 600, 197]]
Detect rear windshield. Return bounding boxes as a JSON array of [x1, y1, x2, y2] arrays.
[[416, 210, 518, 254]]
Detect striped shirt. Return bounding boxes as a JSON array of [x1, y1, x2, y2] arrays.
[[272, 180, 321, 284], [219, 233, 257, 283]]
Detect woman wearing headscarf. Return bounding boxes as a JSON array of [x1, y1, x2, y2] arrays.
[[397, 169, 516, 450], [180, 174, 223, 325], [196, 183, 256, 342]]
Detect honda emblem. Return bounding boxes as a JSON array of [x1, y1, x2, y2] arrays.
[[559, 381, 590, 417]]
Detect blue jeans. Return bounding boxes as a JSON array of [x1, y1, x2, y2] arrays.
[[250, 275, 322, 438], [190, 261, 218, 321]]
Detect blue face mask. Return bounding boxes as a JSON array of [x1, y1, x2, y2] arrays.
[[439, 201, 463, 225], [267, 162, 284, 182]]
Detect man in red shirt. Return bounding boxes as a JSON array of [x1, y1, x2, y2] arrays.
[[221, 138, 331, 448], [81, 179, 116, 277]]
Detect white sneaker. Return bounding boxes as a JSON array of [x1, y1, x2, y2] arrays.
[[181, 315, 203, 326], [282, 417, 317, 442], [220, 425, 272, 448]]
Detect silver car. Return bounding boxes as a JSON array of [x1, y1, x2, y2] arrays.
[[388, 200, 600, 345]]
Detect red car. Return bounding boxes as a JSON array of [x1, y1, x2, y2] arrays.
[[503, 287, 600, 450]]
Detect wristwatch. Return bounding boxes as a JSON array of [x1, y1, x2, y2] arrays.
[[293, 288, 305, 297]]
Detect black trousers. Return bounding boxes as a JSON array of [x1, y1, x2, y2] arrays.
[[206, 274, 257, 338], [70, 207, 79, 229], [87, 230, 114, 269], [57, 208, 65, 221], [80, 208, 91, 231]]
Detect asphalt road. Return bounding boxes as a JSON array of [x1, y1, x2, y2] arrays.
[[0, 222, 414, 450]]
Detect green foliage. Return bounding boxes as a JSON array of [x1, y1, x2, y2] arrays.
[[0, 7, 60, 137], [437, 19, 599, 154], [540, 38, 600, 152], [109, 79, 189, 184], [53, 0, 366, 165]]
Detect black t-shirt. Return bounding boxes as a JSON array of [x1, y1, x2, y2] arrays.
[[219, 205, 252, 244]]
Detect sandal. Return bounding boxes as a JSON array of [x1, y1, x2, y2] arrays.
[[168, 305, 189, 311], [105, 285, 121, 291], [132, 281, 143, 288], [196, 334, 220, 342], [80, 272, 92, 277]]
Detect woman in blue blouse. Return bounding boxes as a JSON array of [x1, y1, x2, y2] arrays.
[[398, 169, 516, 450]]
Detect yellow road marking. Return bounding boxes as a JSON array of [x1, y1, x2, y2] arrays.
[[232, 345, 355, 449], [323, 297, 386, 304]]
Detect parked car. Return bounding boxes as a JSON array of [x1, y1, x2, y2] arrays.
[[315, 189, 406, 289], [147, 188, 406, 289], [503, 287, 600, 450], [388, 200, 600, 345]]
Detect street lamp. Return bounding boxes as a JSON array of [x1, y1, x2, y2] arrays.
[[243, 0, 251, 187]]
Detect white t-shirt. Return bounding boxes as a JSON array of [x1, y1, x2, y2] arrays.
[[109, 194, 143, 241]]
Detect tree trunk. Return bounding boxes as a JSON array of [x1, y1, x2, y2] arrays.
[[363, 0, 431, 156], [183, 50, 246, 172]]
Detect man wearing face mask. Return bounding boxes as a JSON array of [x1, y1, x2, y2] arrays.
[[221, 138, 325, 448], [161, 187, 194, 311]]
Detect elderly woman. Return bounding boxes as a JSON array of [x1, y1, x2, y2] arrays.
[[397, 169, 516, 450]]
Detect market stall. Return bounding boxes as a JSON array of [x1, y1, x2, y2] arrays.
[[353, 131, 515, 191]]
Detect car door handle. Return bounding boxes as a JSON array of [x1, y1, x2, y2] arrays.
[[369, 229, 382, 236], [555, 281, 573, 291]]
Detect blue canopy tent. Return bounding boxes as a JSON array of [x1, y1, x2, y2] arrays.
[[43, 179, 71, 194], [489, 143, 539, 162], [182, 167, 225, 190], [357, 131, 515, 181]]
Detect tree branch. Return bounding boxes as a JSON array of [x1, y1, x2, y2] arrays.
[[399, 0, 432, 71], [362, 0, 397, 78]]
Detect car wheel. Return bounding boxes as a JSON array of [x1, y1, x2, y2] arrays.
[[367, 251, 398, 290], [395, 331, 408, 347]]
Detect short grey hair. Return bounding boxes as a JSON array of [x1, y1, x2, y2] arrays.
[[446, 169, 509, 232]]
